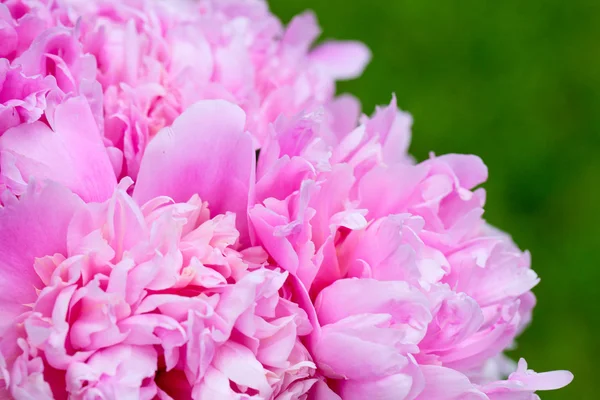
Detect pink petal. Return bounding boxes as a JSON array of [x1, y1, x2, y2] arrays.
[[314, 313, 410, 380], [315, 278, 430, 329], [281, 12, 320, 55], [339, 373, 415, 400], [192, 366, 240, 400], [325, 94, 362, 140], [0, 9, 17, 58], [482, 358, 574, 396], [0, 96, 117, 201], [212, 341, 270, 395], [307, 380, 342, 400], [436, 154, 488, 190], [65, 344, 157, 398], [0, 183, 83, 334], [364, 96, 413, 165], [310, 41, 371, 80], [134, 100, 254, 244], [416, 365, 487, 399]]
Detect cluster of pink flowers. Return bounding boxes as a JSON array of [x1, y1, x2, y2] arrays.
[[0, 0, 572, 399]]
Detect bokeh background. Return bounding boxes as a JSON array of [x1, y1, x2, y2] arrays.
[[269, 1, 599, 398]]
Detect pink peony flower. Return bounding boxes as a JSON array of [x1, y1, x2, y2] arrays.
[[0, 1, 572, 399], [0, 94, 573, 399]]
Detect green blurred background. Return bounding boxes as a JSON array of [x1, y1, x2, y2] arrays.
[[270, 1, 598, 398]]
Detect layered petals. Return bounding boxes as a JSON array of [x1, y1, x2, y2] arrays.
[[0, 180, 315, 399], [0, 1, 571, 399], [0, 59, 54, 134]]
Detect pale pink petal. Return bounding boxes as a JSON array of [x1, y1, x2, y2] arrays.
[[339, 373, 416, 400], [481, 358, 574, 398], [212, 341, 271, 396], [325, 94, 362, 140], [310, 41, 371, 80], [416, 365, 487, 399], [0, 96, 116, 201], [315, 279, 430, 330], [281, 12, 320, 56], [134, 100, 254, 243], [0, 183, 83, 335], [65, 345, 157, 399], [192, 366, 242, 400], [314, 313, 411, 380]]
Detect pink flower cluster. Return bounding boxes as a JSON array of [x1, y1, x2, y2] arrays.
[[0, 1, 572, 399]]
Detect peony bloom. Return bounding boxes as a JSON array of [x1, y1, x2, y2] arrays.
[[0, 0, 572, 399], [0, 95, 572, 399]]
